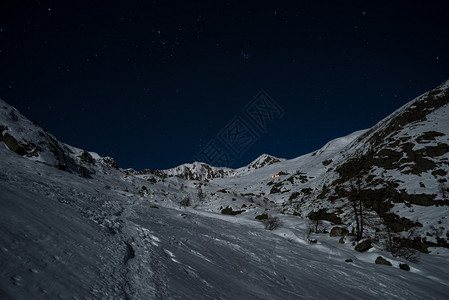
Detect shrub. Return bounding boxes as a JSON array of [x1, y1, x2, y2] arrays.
[[263, 216, 281, 230], [179, 196, 191, 207], [309, 220, 325, 233], [393, 247, 419, 263]]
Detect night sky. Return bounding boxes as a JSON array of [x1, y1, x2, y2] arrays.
[[1, 1, 448, 170]]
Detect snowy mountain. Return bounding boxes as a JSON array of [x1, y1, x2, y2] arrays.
[[0, 98, 119, 176], [1, 80, 449, 299]]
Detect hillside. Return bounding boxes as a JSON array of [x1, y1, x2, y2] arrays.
[[1, 80, 449, 299]]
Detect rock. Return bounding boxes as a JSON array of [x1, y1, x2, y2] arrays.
[[375, 256, 392, 266], [3, 132, 23, 154], [255, 213, 268, 220], [308, 209, 342, 224], [399, 190, 437, 206], [339, 237, 345, 244], [416, 131, 445, 142], [79, 150, 95, 165], [432, 169, 448, 177], [424, 143, 449, 157], [221, 206, 244, 216], [345, 259, 353, 263], [100, 157, 119, 170], [410, 156, 436, 175], [330, 226, 350, 237], [322, 159, 332, 166], [355, 239, 372, 252], [9, 110, 18, 121], [399, 263, 410, 271], [397, 237, 429, 253]]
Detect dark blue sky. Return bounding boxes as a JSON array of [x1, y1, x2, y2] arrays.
[[1, 1, 448, 170]]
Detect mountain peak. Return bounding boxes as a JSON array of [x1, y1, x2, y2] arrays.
[[244, 153, 284, 170], [0, 99, 118, 176]]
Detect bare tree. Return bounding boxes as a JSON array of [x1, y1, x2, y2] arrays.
[[308, 219, 324, 234], [347, 180, 364, 241], [262, 216, 281, 230], [378, 218, 420, 262], [439, 180, 447, 199]]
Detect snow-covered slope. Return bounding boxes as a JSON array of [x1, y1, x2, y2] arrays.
[[0, 98, 119, 176], [1, 79, 449, 299], [2, 143, 449, 299]]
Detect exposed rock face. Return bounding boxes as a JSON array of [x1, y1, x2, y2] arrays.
[[334, 81, 449, 183], [151, 162, 233, 181], [310, 80, 449, 250], [245, 154, 283, 169], [100, 157, 119, 170], [150, 154, 284, 181], [79, 150, 95, 165], [308, 209, 343, 225], [2, 132, 28, 155], [221, 206, 244, 215], [0, 99, 111, 177]]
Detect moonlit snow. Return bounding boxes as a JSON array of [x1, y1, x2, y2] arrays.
[[1, 81, 449, 299]]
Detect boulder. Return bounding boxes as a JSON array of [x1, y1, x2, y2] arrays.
[[399, 263, 410, 271], [339, 237, 345, 244], [322, 159, 332, 166], [375, 256, 392, 266], [355, 239, 372, 252], [255, 213, 268, 220], [3, 132, 22, 154], [330, 226, 350, 237], [221, 206, 244, 216]]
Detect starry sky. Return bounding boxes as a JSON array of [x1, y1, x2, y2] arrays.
[[1, 1, 448, 170]]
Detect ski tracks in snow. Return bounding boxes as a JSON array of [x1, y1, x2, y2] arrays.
[[92, 193, 172, 299]]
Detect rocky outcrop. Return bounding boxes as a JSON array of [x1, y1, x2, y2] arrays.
[[308, 209, 342, 225]]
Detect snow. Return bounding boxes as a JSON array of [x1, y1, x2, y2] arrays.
[[1, 79, 449, 299], [1, 143, 449, 299]]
